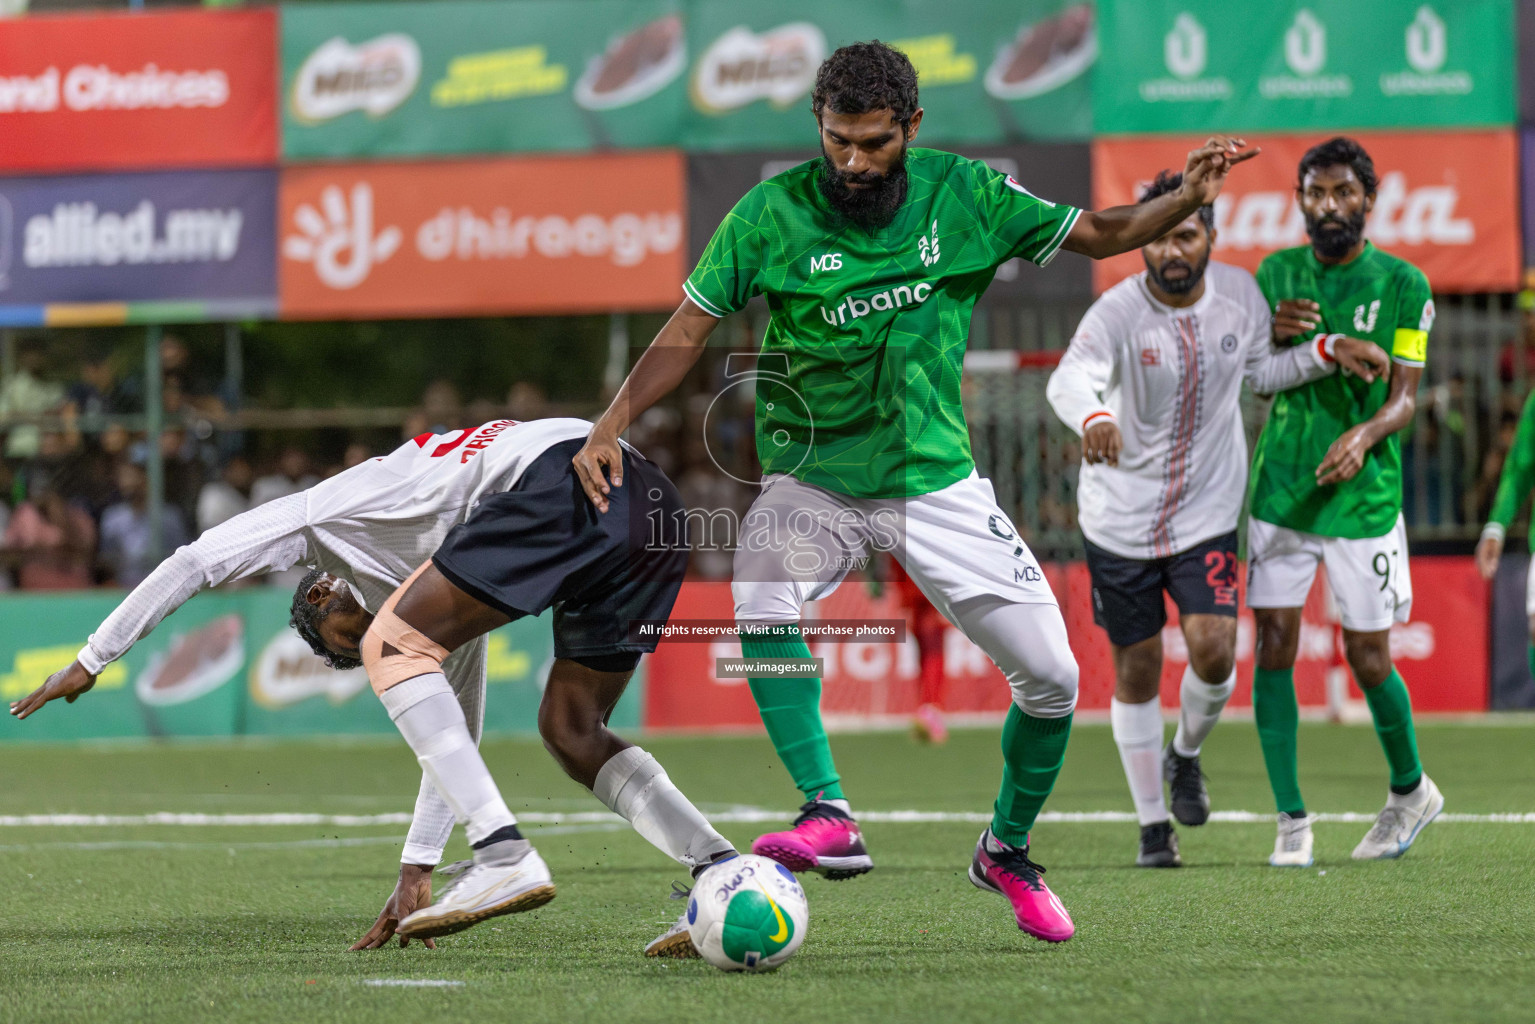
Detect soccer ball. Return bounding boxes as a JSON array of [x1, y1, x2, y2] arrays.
[[687, 855, 809, 972]]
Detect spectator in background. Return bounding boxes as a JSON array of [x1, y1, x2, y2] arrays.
[[99, 459, 189, 588], [507, 381, 549, 421], [197, 455, 253, 534], [343, 442, 372, 470], [250, 447, 319, 506], [0, 338, 66, 461], [2, 479, 96, 590]]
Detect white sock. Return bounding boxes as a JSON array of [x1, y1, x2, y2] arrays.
[[593, 747, 735, 870], [380, 673, 516, 846], [1111, 697, 1168, 826], [1173, 664, 1236, 757], [822, 798, 852, 816]]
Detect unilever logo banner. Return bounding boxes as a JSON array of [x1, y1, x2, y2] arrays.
[[0, 169, 276, 307], [1095, 0, 1514, 135]]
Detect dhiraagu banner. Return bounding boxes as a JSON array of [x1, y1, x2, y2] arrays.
[[281, 0, 688, 159], [1094, 0, 1514, 135], [0, 588, 634, 742]]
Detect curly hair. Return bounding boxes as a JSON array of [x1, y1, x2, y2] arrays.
[[811, 41, 920, 127], [1138, 169, 1214, 235], [289, 567, 362, 670], [1297, 136, 1378, 195]]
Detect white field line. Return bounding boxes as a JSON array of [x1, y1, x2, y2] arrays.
[[361, 980, 465, 988], [0, 822, 628, 852], [2, 809, 1533, 828]]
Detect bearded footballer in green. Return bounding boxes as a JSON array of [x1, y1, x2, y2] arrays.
[[1247, 138, 1444, 867], [576, 42, 1255, 944]]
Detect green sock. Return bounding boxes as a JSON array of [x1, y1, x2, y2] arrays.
[[1253, 667, 1305, 817], [1362, 667, 1423, 792], [990, 706, 1072, 846], [742, 624, 843, 803]]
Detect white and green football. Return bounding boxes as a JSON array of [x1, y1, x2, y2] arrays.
[[687, 854, 809, 972]]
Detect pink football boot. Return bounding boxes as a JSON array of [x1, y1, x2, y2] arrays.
[[751, 796, 874, 880], [912, 703, 949, 744], [968, 829, 1075, 942]]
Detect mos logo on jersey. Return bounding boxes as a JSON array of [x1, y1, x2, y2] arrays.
[[918, 219, 941, 267], [1354, 299, 1380, 333]]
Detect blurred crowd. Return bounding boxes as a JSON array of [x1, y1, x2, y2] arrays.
[[0, 301, 1531, 591]]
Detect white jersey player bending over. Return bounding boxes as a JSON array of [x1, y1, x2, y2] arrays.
[[1046, 171, 1388, 867], [11, 417, 736, 956]]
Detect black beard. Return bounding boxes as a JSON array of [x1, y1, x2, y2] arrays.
[[1306, 209, 1367, 260], [817, 147, 909, 230], [1144, 250, 1209, 296]]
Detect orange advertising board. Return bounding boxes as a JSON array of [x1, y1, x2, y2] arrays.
[[1091, 131, 1520, 295], [279, 152, 686, 318]]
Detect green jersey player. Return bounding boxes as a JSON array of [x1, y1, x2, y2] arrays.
[[1247, 137, 1444, 868], [575, 41, 1255, 944], [1474, 387, 1535, 676]]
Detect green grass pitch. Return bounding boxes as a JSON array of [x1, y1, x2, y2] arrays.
[[3, 719, 1533, 1023]]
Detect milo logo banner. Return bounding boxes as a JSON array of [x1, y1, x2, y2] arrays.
[[1095, 0, 1514, 135], [0, 589, 602, 743], [281, 0, 688, 159], [280, 0, 1095, 161]]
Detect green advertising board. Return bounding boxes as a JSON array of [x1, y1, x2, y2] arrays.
[[1094, 0, 1515, 135], [0, 589, 637, 743], [279, 0, 1095, 160]]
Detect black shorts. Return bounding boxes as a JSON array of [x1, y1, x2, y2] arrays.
[[1083, 530, 1239, 647], [431, 439, 688, 666]]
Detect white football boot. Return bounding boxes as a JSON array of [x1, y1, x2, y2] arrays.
[[644, 881, 699, 958], [1269, 811, 1315, 867], [1352, 775, 1444, 860], [397, 850, 556, 939]]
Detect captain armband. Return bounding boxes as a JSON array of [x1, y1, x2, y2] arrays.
[[1392, 328, 1428, 367]]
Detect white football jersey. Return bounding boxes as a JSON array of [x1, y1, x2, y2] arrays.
[[75, 416, 608, 867], [1046, 262, 1335, 561]]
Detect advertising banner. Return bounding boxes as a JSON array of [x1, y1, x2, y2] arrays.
[[687, 142, 1093, 299], [1091, 131, 1520, 294], [643, 557, 1486, 729], [1094, 0, 1514, 136], [278, 152, 686, 319], [0, 169, 277, 318], [0, 588, 610, 743], [280, 0, 1094, 161], [0, 9, 277, 173], [281, 0, 687, 160], [680, 0, 1094, 150]]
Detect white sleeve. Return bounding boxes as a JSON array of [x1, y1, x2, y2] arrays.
[[1238, 274, 1336, 395], [77, 494, 311, 675], [400, 637, 489, 865], [1047, 301, 1120, 436]]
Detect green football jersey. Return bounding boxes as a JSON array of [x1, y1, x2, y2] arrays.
[[684, 148, 1080, 498], [1250, 242, 1434, 539]]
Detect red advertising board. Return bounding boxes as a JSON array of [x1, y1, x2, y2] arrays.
[[279, 152, 687, 318], [0, 10, 277, 173], [1092, 131, 1520, 295], [643, 557, 1487, 730]]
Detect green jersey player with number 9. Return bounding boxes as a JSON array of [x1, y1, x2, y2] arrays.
[[1247, 137, 1445, 868], [575, 41, 1258, 943]]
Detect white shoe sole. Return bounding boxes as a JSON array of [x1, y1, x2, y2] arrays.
[[1268, 852, 1315, 868], [644, 929, 699, 958], [398, 877, 557, 939]]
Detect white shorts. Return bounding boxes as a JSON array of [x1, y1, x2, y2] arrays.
[[1525, 557, 1535, 618], [731, 471, 1057, 625], [1246, 514, 1412, 632]]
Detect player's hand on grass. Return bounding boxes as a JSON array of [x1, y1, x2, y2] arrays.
[[1332, 338, 1391, 384], [9, 660, 96, 720], [1316, 424, 1373, 486], [1272, 299, 1321, 343], [1475, 534, 1503, 581], [573, 430, 624, 514], [1180, 136, 1260, 205], [350, 863, 437, 950], [1083, 421, 1122, 467]]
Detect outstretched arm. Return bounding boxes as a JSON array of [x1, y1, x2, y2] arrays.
[[573, 299, 720, 512], [1477, 392, 1535, 579], [1316, 365, 1422, 487], [9, 495, 310, 720], [1063, 136, 1258, 260]]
